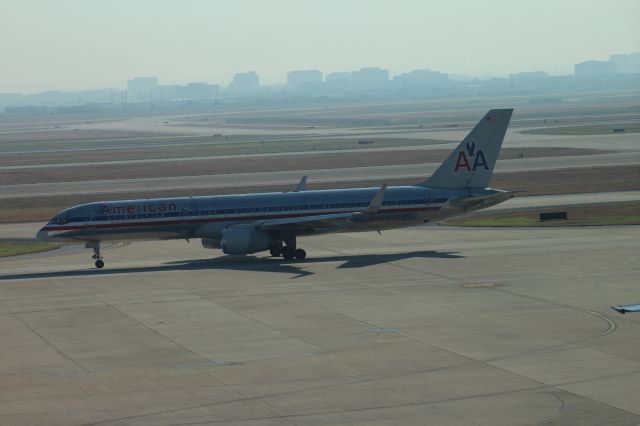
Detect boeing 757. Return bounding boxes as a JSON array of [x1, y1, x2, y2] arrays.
[[37, 109, 514, 268]]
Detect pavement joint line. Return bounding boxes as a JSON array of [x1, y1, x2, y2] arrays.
[[65, 374, 120, 424], [552, 368, 640, 390], [10, 311, 91, 373], [106, 302, 212, 364], [368, 263, 626, 369], [280, 278, 491, 378], [205, 294, 326, 353], [73, 377, 575, 426]]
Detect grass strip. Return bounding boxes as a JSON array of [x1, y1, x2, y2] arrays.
[[0, 242, 61, 257]]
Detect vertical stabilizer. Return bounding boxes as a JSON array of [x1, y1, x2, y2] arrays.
[[421, 109, 513, 189]]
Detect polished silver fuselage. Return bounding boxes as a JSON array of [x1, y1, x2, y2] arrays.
[[38, 185, 509, 244]]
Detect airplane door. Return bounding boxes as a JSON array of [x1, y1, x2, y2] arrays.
[[88, 212, 96, 230], [178, 199, 195, 239], [181, 197, 195, 225], [85, 207, 97, 232], [180, 207, 188, 224]]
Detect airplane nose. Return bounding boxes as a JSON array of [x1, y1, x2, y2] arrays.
[[36, 228, 48, 242]]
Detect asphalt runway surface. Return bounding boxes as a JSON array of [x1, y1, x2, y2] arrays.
[[1, 225, 639, 425]]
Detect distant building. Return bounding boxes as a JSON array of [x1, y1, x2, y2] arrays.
[[610, 53, 640, 74], [349, 67, 389, 91], [509, 71, 548, 80], [228, 71, 260, 93], [322, 72, 351, 93], [287, 70, 323, 89], [126, 77, 159, 103], [177, 82, 219, 100], [394, 69, 449, 89], [0, 93, 24, 110], [574, 60, 616, 76], [325, 72, 352, 83], [127, 77, 157, 92], [157, 85, 179, 102], [352, 67, 389, 87]]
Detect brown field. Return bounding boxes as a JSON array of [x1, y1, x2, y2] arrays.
[[0, 147, 609, 185], [490, 164, 640, 195], [2, 165, 638, 223], [0, 128, 171, 143], [0, 137, 448, 167]]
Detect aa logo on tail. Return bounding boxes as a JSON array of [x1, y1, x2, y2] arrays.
[[454, 141, 488, 172]]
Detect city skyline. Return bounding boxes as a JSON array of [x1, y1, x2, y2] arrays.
[[4, 50, 640, 98], [3, 0, 639, 93]]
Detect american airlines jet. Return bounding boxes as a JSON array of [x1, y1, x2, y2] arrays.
[[37, 109, 513, 268]]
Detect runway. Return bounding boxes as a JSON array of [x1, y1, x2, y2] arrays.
[[1, 225, 639, 425], [2, 151, 639, 199]]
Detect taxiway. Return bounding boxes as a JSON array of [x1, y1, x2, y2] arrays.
[[1, 225, 639, 425]]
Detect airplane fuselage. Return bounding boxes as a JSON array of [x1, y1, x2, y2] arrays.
[[38, 185, 508, 245]]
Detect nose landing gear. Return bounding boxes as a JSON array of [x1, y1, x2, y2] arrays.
[[87, 242, 104, 268]]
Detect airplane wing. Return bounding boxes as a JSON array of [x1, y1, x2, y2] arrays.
[[259, 212, 355, 233], [259, 183, 388, 234]]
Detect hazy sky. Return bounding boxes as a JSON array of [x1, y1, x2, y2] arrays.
[[2, 0, 639, 92]]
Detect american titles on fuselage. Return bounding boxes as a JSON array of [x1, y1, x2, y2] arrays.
[[101, 202, 178, 216]]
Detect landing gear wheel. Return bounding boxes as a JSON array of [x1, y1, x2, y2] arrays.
[[270, 246, 282, 257], [87, 242, 104, 268], [282, 246, 295, 261], [294, 248, 306, 260]]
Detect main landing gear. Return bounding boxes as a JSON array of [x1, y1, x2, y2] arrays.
[[269, 245, 306, 260], [87, 242, 104, 268], [282, 246, 306, 261], [269, 235, 306, 261]]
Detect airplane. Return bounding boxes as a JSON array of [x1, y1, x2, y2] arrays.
[[36, 109, 514, 268], [611, 304, 640, 314]]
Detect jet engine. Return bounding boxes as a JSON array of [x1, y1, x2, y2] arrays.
[[200, 238, 220, 249], [220, 227, 272, 255]]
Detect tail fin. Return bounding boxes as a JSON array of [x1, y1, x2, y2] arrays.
[[420, 109, 513, 189]]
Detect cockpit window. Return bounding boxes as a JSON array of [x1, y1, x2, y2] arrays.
[[48, 216, 68, 225]]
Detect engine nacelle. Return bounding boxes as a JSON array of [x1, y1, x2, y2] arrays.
[[200, 238, 220, 249], [220, 227, 271, 255]]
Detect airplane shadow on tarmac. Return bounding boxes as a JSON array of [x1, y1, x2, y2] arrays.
[[0, 250, 464, 281]]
